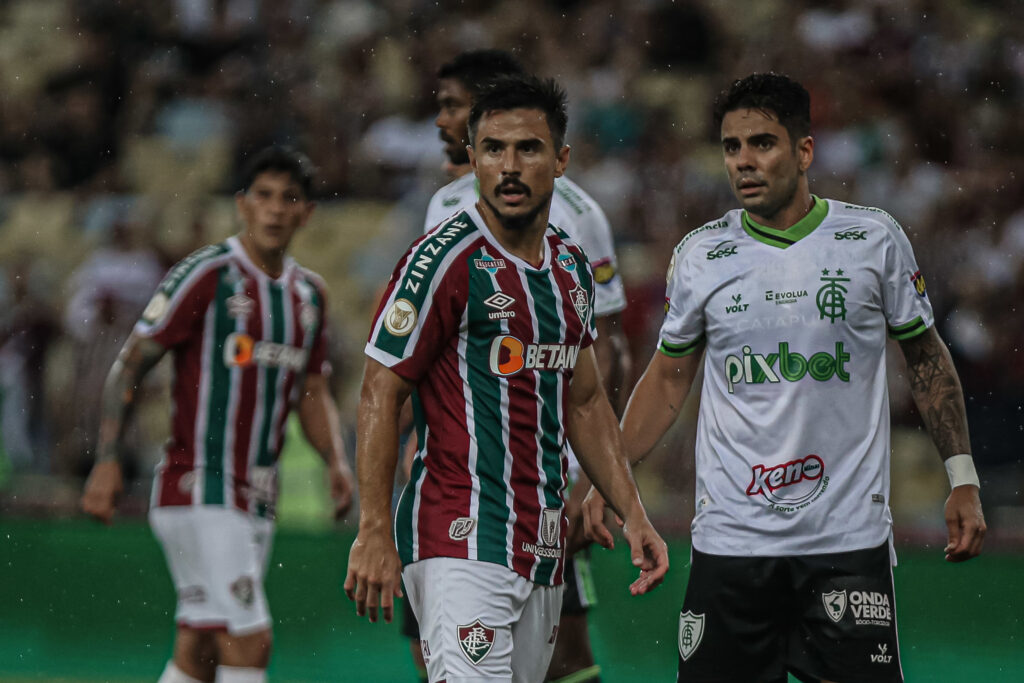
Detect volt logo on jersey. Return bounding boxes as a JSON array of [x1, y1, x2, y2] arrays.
[[747, 454, 829, 512], [224, 333, 307, 371], [488, 335, 580, 377], [723, 342, 850, 393]]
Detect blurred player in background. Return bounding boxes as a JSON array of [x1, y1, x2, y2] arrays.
[[345, 74, 667, 683], [415, 48, 629, 683], [81, 146, 354, 683], [585, 73, 986, 682]]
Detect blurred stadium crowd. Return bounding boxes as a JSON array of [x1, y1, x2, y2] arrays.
[[0, 0, 1020, 535]]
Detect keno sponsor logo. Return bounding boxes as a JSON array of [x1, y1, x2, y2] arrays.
[[488, 335, 580, 377], [746, 454, 829, 511]]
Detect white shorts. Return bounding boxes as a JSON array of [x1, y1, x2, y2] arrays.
[[403, 557, 564, 683], [149, 506, 274, 636]]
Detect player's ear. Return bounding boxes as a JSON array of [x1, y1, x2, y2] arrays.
[[555, 144, 570, 178], [299, 200, 316, 226], [797, 136, 814, 173], [467, 144, 477, 172]]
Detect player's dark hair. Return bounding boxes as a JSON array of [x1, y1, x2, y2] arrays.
[[713, 73, 811, 144], [468, 74, 569, 150], [437, 49, 526, 100], [240, 145, 315, 198]]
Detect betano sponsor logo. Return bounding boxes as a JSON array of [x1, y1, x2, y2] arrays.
[[488, 335, 580, 377], [724, 341, 850, 393], [224, 333, 307, 371]]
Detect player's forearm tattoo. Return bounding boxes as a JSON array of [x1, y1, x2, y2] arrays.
[[899, 329, 971, 460], [96, 338, 165, 463]]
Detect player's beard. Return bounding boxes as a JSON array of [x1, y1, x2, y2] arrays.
[[481, 187, 552, 232], [442, 132, 470, 165], [740, 171, 800, 221]]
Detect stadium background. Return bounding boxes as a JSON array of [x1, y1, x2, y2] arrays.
[[0, 0, 1021, 680]]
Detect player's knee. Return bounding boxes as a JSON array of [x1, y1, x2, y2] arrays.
[[216, 629, 272, 668], [173, 627, 218, 681]]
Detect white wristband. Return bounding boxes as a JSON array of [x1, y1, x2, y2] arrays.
[[944, 454, 980, 489]]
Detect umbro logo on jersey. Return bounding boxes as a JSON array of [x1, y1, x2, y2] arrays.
[[835, 229, 867, 240], [488, 335, 580, 377], [474, 256, 506, 273], [226, 294, 254, 319], [706, 241, 738, 260], [483, 292, 516, 320]]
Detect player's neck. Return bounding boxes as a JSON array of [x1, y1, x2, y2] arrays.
[[237, 232, 286, 278], [747, 188, 815, 231], [476, 200, 549, 268]]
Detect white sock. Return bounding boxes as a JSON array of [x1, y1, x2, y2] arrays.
[[215, 666, 267, 683], [158, 661, 206, 683]]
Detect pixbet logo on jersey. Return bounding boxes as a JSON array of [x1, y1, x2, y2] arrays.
[[488, 335, 580, 377], [746, 454, 827, 510], [724, 341, 850, 393]]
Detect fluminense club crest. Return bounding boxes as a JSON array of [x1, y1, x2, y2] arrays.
[[678, 610, 705, 661], [457, 619, 496, 665], [569, 285, 589, 322], [822, 589, 848, 623]]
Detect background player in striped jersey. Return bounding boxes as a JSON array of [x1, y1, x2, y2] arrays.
[[584, 73, 986, 682], [346, 74, 667, 683], [81, 146, 354, 683], [406, 49, 631, 683]]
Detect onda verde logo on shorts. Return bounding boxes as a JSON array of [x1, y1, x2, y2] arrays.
[[488, 335, 580, 377], [724, 341, 850, 393]]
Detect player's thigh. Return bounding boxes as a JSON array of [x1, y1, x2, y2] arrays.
[[150, 506, 273, 636], [403, 557, 532, 683], [510, 582, 563, 683], [789, 542, 903, 683], [677, 549, 790, 683]]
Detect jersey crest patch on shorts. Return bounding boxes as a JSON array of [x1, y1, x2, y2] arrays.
[[457, 619, 495, 665], [823, 589, 848, 623], [678, 610, 705, 661], [230, 576, 255, 608]]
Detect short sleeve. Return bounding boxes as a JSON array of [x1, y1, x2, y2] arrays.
[[657, 249, 705, 357], [134, 261, 218, 350], [305, 281, 331, 376], [881, 226, 934, 340], [365, 238, 467, 382]]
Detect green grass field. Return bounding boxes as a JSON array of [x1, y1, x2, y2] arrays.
[[2, 518, 1022, 681]]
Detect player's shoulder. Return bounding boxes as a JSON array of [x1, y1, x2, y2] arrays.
[[292, 263, 329, 295], [553, 175, 599, 217], [428, 173, 475, 210], [547, 223, 589, 261], [159, 241, 233, 295], [823, 198, 908, 242], [673, 210, 743, 261]]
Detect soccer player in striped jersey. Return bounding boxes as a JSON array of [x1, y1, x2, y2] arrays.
[[81, 146, 354, 683], [413, 49, 629, 683], [584, 74, 986, 682], [345, 74, 667, 683]]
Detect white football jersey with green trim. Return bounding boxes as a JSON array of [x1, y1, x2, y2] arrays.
[[660, 197, 933, 557]]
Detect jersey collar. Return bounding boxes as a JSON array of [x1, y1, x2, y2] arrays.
[[741, 195, 828, 249], [465, 204, 552, 272], [227, 236, 295, 283]]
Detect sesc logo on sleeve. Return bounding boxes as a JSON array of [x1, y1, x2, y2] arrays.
[[384, 298, 417, 336]]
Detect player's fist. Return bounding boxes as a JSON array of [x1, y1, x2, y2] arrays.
[[943, 484, 985, 562], [81, 461, 124, 524]]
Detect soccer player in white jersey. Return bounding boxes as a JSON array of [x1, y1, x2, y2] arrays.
[[418, 49, 629, 683], [345, 74, 667, 683], [584, 73, 986, 682], [81, 146, 354, 683]]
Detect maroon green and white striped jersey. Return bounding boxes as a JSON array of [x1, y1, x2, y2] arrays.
[[136, 236, 330, 518], [366, 207, 597, 587]]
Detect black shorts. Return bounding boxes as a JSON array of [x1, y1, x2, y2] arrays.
[[677, 542, 902, 683], [561, 551, 597, 615]]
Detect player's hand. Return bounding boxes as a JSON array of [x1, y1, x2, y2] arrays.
[[582, 486, 622, 550], [328, 462, 354, 520], [344, 526, 403, 624], [81, 461, 124, 524], [621, 505, 669, 596], [943, 484, 985, 562]]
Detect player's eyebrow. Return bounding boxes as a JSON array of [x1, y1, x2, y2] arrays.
[[749, 133, 778, 145]]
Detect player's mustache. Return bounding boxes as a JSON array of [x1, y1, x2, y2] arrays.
[[495, 180, 530, 196]]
